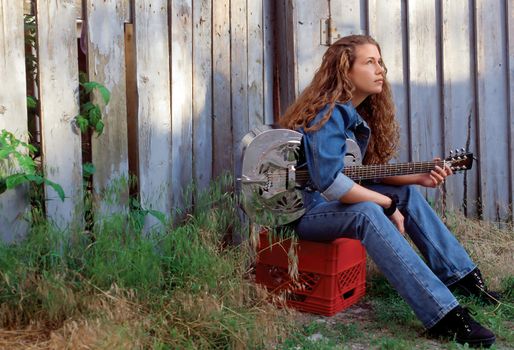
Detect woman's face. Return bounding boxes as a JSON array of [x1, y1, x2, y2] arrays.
[[347, 43, 385, 100]]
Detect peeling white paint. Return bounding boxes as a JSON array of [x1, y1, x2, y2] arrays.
[[88, 1, 124, 88], [87, 0, 129, 216], [0, 1, 29, 241], [37, 0, 83, 230], [135, 0, 173, 230]]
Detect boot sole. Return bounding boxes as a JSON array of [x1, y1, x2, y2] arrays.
[[456, 335, 496, 348]]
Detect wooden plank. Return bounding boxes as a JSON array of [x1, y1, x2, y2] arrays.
[[475, 0, 510, 222], [231, 0, 248, 179], [441, 0, 479, 216], [275, 0, 297, 115], [192, 0, 212, 193], [407, 0, 442, 203], [212, 0, 232, 178], [37, 0, 83, 230], [330, 0, 367, 37], [171, 0, 193, 211], [125, 24, 139, 196], [294, 0, 330, 93], [26, 0, 82, 16], [263, 0, 275, 125], [508, 0, 514, 221], [368, 0, 410, 162], [247, 0, 265, 130], [134, 0, 172, 229], [86, 0, 129, 215], [24, 0, 131, 23], [0, 1, 29, 242], [23, 0, 33, 15]]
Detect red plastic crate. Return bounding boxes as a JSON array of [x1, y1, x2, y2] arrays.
[[255, 231, 366, 316]]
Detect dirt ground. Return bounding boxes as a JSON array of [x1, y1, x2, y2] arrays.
[[291, 299, 514, 350]]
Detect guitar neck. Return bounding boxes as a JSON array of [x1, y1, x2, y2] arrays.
[[344, 160, 445, 181]]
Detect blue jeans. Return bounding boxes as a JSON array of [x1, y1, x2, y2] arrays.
[[293, 184, 476, 328]]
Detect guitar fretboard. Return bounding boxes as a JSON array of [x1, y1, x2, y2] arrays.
[[295, 160, 447, 182], [343, 160, 446, 180]]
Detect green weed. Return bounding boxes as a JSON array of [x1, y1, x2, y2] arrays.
[[0, 130, 64, 200], [277, 210, 513, 349], [371, 336, 414, 350], [75, 72, 111, 136], [0, 176, 292, 349]]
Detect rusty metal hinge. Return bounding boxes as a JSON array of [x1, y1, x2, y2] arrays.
[[320, 18, 341, 46]]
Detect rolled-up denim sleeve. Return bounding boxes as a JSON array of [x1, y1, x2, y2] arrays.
[[302, 106, 356, 201]]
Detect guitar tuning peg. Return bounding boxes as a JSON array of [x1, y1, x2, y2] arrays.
[[450, 150, 454, 156], [461, 148, 465, 153]]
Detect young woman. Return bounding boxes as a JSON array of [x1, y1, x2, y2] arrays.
[[280, 35, 499, 348]]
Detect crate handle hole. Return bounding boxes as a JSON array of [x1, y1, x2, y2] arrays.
[[342, 288, 355, 300]]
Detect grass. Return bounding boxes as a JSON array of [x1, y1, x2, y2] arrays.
[[0, 176, 293, 349], [0, 178, 512, 349], [277, 211, 514, 350], [279, 276, 514, 349], [277, 321, 364, 349]]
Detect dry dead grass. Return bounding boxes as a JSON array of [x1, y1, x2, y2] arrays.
[[445, 212, 514, 289], [0, 285, 145, 350], [1, 211, 510, 349], [0, 327, 50, 350], [0, 276, 294, 349]]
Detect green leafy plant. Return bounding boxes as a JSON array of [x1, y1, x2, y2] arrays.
[[0, 129, 64, 200], [75, 73, 111, 136], [82, 162, 96, 177], [24, 15, 38, 82], [24, 14, 41, 151], [0, 176, 292, 349]]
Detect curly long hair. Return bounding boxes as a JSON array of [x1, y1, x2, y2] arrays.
[[279, 35, 399, 165]]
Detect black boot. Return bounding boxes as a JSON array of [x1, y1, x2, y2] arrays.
[[428, 305, 496, 348], [449, 268, 501, 305]]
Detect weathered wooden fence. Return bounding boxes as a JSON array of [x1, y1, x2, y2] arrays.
[[276, 0, 514, 224], [0, 0, 274, 241], [1, 0, 513, 242]]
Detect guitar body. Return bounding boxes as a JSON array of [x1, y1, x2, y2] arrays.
[[240, 126, 305, 226], [240, 127, 364, 226], [239, 126, 472, 227]]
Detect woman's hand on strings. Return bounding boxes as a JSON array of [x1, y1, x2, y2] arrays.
[[416, 158, 453, 188]]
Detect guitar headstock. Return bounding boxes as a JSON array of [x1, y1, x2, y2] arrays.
[[445, 149, 474, 172]]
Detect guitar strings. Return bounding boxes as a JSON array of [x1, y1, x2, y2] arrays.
[[265, 160, 452, 181]]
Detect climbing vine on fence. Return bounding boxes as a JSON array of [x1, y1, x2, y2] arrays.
[[76, 72, 111, 137], [0, 13, 111, 204], [0, 130, 64, 200]]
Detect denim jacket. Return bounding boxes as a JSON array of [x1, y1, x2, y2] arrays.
[[299, 101, 371, 211]]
